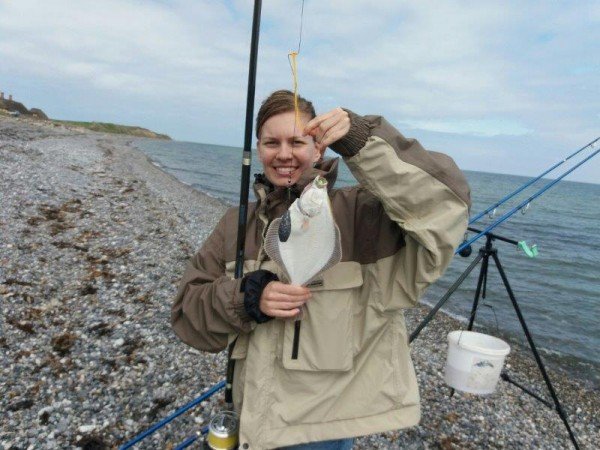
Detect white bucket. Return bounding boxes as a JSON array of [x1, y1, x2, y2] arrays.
[[444, 330, 511, 395]]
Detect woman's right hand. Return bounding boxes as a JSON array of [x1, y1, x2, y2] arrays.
[[260, 281, 311, 318], [303, 107, 351, 154]]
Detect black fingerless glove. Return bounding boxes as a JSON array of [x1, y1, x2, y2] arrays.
[[241, 270, 279, 324]]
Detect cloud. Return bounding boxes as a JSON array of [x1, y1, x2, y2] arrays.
[[0, 0, 250, 103], [400, 118, 532, 137], [0, 0, 597, 182]]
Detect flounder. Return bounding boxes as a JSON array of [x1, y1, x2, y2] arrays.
[[264, 176, 342, 286]]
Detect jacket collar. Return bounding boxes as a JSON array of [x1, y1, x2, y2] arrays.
[[253, 157, 339, 221]]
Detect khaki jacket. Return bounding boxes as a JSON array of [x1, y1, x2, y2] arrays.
[[172, 112, 471, 449]]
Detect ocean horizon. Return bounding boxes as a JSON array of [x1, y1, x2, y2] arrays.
[[136, 138, 600, 383]]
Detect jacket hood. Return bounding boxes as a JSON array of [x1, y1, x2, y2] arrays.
[[253, 157, 340, 221]]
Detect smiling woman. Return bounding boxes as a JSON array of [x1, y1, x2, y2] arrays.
[[171, 89, 471, 449]]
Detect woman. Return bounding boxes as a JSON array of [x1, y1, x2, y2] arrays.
[[172, 90, 470, 449]]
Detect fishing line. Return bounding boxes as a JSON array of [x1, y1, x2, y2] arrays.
[[288, 0, 305, 129], [287, 0, 306, 196]]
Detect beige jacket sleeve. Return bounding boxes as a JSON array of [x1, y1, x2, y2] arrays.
[[332, 112, 471, 307], [171, 212, 254, 352]]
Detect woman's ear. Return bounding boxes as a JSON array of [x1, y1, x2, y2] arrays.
[[313, 141, 325, 162]]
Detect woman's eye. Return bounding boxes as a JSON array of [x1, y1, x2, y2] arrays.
[[293, 140, 305, 146]]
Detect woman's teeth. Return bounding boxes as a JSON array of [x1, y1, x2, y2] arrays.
[[276, 167, 295, 175]]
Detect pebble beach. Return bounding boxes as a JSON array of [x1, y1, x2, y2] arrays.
[[1, 116, 598, 449]]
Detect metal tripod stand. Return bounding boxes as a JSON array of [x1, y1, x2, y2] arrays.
[[409, 230, 580, 449]]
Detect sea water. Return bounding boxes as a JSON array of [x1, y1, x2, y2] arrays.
[[136, 139, 600, 383]]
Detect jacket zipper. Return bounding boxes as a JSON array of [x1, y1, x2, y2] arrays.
[[291, 320, 301, 359]]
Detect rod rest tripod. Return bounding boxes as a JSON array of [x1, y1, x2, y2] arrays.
[[409, 230, 580, 449]]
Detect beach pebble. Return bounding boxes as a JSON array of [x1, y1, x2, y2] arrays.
[[77, 424, 97, 433]]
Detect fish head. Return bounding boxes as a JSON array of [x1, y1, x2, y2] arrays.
[[297, 176, 328, 217]]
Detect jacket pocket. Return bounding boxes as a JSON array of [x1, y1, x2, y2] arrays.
[[281, 262, 363, 372]]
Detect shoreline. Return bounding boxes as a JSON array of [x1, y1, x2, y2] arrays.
[[1, 116, 597, 449]]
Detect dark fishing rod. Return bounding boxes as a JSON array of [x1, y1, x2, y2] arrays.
[[469, 136, 599, 225], [457, 144, 600, 255], [227, 0, 263, 408], [119, 2, 262, 448]]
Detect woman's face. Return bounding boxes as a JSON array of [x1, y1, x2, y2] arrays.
[[257, 111, 321, 187]]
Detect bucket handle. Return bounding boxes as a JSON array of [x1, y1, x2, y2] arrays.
[[457, 303, 500, 347]]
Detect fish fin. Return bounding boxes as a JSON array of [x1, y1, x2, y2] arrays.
[[303, 222, 343, 286], [323, 222, 343, 272], [264, 218, 291, 282]]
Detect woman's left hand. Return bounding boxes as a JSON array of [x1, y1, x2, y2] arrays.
[[303, 107, 350, 153]]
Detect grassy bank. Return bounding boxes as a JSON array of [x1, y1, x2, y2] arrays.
[[52, 120, 171, 140]]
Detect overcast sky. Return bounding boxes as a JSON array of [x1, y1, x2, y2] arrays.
[[1, 0, 598, 183]]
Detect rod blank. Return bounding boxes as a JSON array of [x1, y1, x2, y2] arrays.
[[469, 136, 599, 226], [458, 145, 600, 255]]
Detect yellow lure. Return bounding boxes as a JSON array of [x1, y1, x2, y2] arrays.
[[288, 51, 302, 130]]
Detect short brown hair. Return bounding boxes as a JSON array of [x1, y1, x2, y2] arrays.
[[255, 90, 316, 138]]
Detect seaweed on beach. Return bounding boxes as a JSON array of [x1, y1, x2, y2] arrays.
[[87, 322, 113, 336], [6, 317, 36, 334], [73, 434, 111, 450], [100, 247, 132, 258], [51, 332, 77, 355], [80, 284, 98, 296], [2, 278, 34, 286]]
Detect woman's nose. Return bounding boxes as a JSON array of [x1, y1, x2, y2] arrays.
[[276, 143, 294, 160]]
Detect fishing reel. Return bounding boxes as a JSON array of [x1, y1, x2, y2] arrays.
[[202, 410, 239, 450], [458, 233, 472, 258]]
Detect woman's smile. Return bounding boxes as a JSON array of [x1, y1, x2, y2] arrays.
[[257, 111, 320, 187]]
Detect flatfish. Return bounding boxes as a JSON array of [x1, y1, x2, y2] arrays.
[[264, 176, 342, 286]]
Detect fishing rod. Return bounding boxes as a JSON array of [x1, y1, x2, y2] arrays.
[[119, 1, 262, 447], [227, 0, 263, 408], [123, 144, 598, 449], [118, 1, 599, 443], [118, 381, 225, 450], [468, 136, 599, 226]]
